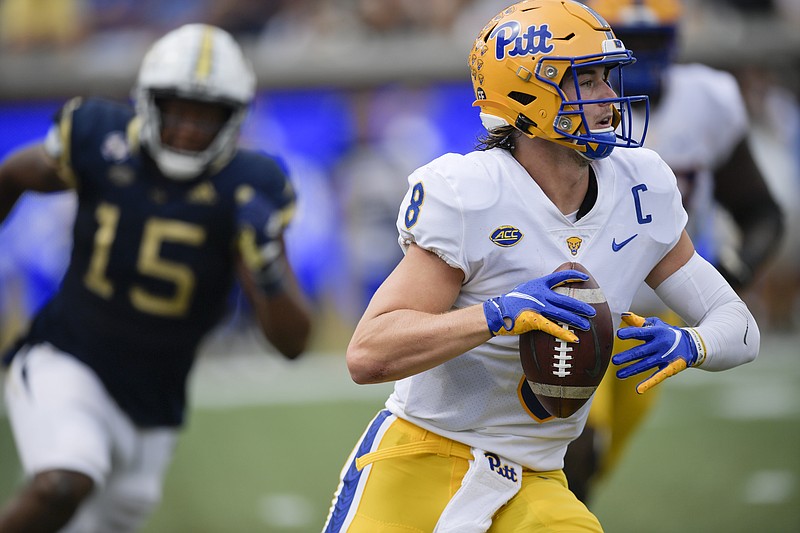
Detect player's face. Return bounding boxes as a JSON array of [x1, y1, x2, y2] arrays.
[[157, 98, 232, 152], [561, 66, 617, 131]]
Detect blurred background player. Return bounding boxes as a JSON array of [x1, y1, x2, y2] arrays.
[[0, 24, 311, 533], [563, 0, 786, 503]]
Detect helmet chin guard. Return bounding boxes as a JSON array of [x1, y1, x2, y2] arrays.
[[576, 128, 618, 160]]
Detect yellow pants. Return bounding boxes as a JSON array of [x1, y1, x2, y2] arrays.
[[324, 411, 602, 532]]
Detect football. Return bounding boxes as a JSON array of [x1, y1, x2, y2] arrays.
[[519, 262, 613, 418]]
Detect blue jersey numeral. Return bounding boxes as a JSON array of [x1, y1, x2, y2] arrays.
[[404, 182, 425, 229]]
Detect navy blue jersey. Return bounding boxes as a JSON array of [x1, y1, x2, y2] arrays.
[[6, 98, 295, 427]]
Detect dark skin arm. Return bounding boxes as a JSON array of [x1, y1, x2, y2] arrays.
[[712, 138, 785, 289], [236, 244, 312, 360], [0, 144, 69, 223]]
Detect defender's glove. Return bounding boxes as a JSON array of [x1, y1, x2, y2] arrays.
[[613, 312, 707, 394], [483, 270, 596, 342], [237, 188, 286, 295]]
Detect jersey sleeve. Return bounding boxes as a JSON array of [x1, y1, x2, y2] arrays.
[[234, 152, 298, 233], [396, 157, 468, 274], [261, 156, 297, 233], [44, 97, 84, 189]]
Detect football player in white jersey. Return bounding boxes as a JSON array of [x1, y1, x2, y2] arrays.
[[322, 1, 759, 531], [564, 0, 785, 504]]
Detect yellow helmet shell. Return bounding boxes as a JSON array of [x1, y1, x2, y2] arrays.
[[469, 0, 645, 157]]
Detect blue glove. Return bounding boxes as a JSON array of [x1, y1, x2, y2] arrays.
[[236, 186, 287, 294], [483, 270, 596, 342], [613, 312, 707, 394]]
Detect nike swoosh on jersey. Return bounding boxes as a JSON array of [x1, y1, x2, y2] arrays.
[[612, 234, 638, 252]]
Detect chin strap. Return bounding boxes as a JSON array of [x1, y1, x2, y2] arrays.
[[576, 129, 617, 160]]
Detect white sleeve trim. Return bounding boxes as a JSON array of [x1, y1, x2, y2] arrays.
[[654, 252, 759, 371]]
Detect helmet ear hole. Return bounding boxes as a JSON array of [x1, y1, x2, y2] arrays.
[[508, 91, 537, 106]]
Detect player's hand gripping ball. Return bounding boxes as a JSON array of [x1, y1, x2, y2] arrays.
[[519, 262, 613, 418]]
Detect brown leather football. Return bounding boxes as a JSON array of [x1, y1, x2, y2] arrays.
[[519, 262, 613, 418]]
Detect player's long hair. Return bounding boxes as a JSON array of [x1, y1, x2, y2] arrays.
[[477, 126, 519, 152]]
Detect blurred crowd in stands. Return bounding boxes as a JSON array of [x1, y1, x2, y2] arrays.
[[1, 0, 799, 51], [1, 0, 799, 352], [0, 0, 493, 51]]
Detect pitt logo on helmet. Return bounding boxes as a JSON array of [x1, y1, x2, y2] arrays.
[[490, 21, 554, 59], [491, 225, 524, 247]]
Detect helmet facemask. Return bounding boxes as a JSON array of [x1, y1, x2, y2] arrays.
[[544, 49, 649, 160], [136, 89, 247, 180]]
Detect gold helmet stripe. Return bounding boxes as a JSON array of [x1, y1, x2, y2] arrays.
[[194, 25, 214, 81]]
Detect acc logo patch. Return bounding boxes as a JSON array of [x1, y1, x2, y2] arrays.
[[491, 225, 523, 247], [566, 236, 582, 256]]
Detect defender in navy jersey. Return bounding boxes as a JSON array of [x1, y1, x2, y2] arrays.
[[0, 25, 311, 532]]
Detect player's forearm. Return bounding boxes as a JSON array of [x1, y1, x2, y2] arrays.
[[346, 305, 491, 384], [0, 160, 27, 223], [0, 145, 68, 223], [693, 297, 759, 371], [655, 252, 759, 371], [238, 259, 311, 359], [255, 290, 312, 359]]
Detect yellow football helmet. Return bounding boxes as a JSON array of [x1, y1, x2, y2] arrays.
[[470, 0, 648, 159]]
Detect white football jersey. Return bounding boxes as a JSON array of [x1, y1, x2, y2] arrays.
[[385, 146, 687, 471]]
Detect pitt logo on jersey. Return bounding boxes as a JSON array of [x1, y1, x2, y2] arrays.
[[566, 236, 582, 256], [490, 225, 523, 247], [490, 21, 554, 60]]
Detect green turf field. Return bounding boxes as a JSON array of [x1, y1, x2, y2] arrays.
[[2, 328, 798, 532]]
